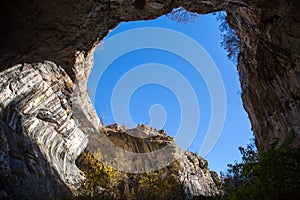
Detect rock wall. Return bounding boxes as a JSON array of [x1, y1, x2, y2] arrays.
[[1, 0, 298, 149], [179, 151, 222, 199], [83, 124, 222, 199], [226, 0, 300, 149], [0, 0, 299, 198], [0, 62, 89, 198]]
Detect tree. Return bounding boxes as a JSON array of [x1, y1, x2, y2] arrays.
[[216, 12, 240, 63], [221, 137, 300, 200], [167, 7, 199, 24]]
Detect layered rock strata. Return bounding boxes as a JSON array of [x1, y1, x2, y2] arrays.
[[0, 62, 89, 198], [0, 0, 299, 198]]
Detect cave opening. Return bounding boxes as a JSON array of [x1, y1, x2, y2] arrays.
[[0, 1, 299, 198], [87, 9, 253, 173]]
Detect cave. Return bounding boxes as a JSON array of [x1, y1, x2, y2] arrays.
[[0, 0, 299, 198]]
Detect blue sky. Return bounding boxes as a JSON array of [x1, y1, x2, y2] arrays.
[[88, 11, 253, 173]]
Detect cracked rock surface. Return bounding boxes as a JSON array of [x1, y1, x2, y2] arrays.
[[0, 62, 90, 198], [0, 0, 299, 198]]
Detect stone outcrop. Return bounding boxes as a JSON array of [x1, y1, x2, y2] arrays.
[[179, 152, 222, 199], [0, 0, 299, 198], [0, 0, 299, 149], [0, 62, 90, 198], [226, 0, 300, 149], [80, 124, 222, 199]]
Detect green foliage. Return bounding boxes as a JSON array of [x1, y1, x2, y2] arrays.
[[221, 138, 300, 200], [168, 10, 239, 63], [75, 151, 183, 199], [75, 151, 125, 199], [135, 169, 183, 200], [216, 12, 240, 64], [167, 7, 200, 24]]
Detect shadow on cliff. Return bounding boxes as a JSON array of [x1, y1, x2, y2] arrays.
[[0, 93, 71, 199]]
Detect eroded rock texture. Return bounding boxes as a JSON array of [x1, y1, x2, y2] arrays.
[[227, 0, 300, 149], [0, 0, 299, 199], [179, 151, 222, 199], [80, 124, 222, 199], [0, 62, 89, 198]]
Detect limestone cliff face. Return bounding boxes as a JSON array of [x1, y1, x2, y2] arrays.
[[0, 0, 298, 149], [0, 62, 89, 198], [179, 151, 222, 199], [226, 0, 300, 149], [0, 63, 221, 199], [80, 124, 222, 199], [0, 0, 299, 199]]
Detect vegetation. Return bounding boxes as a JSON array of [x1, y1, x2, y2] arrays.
[[75, 151, 183, 200], [167, 7, 200, 24], [168, 10, 240, 63], [74, 135, 300, 200], [216, 12, 240, 64], [221, 137, 300, 200], [75, 151, 125, 199], [135, 166, 183, 200]]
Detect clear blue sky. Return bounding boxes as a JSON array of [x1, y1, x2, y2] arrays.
[[88, 11, 253, 173]]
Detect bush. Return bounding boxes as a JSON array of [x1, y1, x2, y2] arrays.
[[135, 168, 183, 200], [74, 151, 125, 199], [221, 138, 300, 200], [75, 151, 183, 199]]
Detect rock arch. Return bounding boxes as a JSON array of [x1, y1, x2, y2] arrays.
[[0, 0, 299, 198]]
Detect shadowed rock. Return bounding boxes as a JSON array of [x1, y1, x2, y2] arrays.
[[0, 0, 299, 198]]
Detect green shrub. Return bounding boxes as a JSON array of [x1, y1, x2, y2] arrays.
[[221, 138, 300, 200], [75, 151, 183, 200], [74, 151, 125, 199], [135, 169, 183, 200]]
